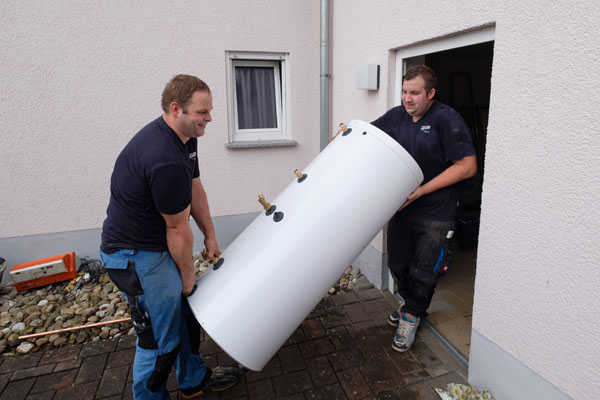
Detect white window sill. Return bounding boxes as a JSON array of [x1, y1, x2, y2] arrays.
[[225, 140, 297, 149]]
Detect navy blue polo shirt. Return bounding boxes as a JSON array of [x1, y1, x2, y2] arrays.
[[101, 116, 200, 252], [372, 101, 475, 220]]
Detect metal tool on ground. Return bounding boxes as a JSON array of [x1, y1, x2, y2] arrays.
[[18, 317, 132, 340]]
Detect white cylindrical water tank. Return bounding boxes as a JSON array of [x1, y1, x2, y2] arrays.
[[188, 119, 423, 370]]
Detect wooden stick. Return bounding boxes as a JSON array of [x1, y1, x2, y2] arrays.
[[18, 317, 132, 340]]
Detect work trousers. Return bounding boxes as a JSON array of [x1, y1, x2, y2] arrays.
[[100, 249, 206, 400], [387, 211, 455, 318]]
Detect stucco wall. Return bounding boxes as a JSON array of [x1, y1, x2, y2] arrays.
[[0, 1, 320, 238], [330, 1, 600, 398]]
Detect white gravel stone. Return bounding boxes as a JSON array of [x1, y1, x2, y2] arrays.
[[30, 319, 44, 328], [17, 342, 34, 354], [11, 322, 25, 333]]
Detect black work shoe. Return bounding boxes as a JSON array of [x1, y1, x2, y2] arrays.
[[180, 366, 241, 398]]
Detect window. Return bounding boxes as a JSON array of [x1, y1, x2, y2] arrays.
[[226, 52, 292, 145]]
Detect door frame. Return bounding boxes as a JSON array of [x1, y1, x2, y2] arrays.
[[387, 25, 496, 293], [394, 25, 496, 105]]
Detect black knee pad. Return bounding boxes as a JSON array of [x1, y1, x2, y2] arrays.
[[146, 343, 181, 392], [186, 314, 201, 355]]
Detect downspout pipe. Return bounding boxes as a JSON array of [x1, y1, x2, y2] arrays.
[[320, 0, 330, 151]]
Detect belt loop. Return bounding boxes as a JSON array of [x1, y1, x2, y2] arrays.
[[119, 249, 137, 256]]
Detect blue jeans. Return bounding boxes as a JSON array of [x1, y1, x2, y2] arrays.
[[100, 249, 207, 400]]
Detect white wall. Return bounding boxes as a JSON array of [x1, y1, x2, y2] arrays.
[[330, 1, 600, 398], [0, 1, 320, 238], [473, 2, 600, 397]]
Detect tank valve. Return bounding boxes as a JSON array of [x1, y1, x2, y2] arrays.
[[201, 249, 225, 271], [340, 122, 352, 136], [258, 193, 276, 216], [329, 122, 352, 143], [294, 169, 307, 183]]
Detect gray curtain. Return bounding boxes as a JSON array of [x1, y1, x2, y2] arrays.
[[235, 66, 278, 129]]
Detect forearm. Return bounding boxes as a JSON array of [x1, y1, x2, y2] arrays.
[[165, 223, 195, 281], [404, 155, 476, 206], [191, 197, 216, 241], [421, 158, 477, 196], [191, 179, 216, 239], [191, 178, 219, 259]]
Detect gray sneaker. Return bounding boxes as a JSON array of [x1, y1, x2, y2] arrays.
[[392, 312, 420, 352], [180, 366, 241, 398]]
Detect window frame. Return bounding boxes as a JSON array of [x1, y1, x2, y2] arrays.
[[226, 51, 291, 143]]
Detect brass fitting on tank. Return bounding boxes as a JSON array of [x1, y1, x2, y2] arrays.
[[258, 193, 276, 215], [330, 122, 352, 143], [340, 122, 352, 136], [294, 169, 307, 183], [201, 249, 224, 270]]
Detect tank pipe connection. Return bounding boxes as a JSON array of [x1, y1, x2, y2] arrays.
[[329, 122, 352, 143], [201, 249, 224, 270], [273, 211, 284, 222], [340, 122, 352, 136], [258, 193, 276, 215], [294, 169, 307, 183], [258, 194, 284, 222]]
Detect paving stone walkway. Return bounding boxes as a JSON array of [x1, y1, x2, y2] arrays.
[[0, 288, 468, 399]]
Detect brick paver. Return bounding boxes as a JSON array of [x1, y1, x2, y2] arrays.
[[1, 377, 35, 400], [0, 289, 468, 399], [75, 353, 108, 384], [29, 369, 78, 394], [0, 353, 43, 374], [38, 345, 81, 365], [10, 365, 55, 382], [96, 365, 128, 398]]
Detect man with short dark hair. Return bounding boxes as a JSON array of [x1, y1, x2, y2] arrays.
[[372, 65, 477, 352], [100, 74, 240, 399]]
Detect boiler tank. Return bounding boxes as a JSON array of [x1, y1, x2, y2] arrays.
[[188, 119, 423, 370]]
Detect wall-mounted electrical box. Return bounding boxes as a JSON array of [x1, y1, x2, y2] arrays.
[[356, 64, 380, 90]]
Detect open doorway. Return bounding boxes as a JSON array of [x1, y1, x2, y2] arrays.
[[422, 41, 493, 361], [391, 28, 494, 363]]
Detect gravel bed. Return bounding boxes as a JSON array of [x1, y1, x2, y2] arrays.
[[0, 254, 372, 357]]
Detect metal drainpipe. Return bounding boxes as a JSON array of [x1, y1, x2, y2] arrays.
[[320, 0, 330, 151]]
